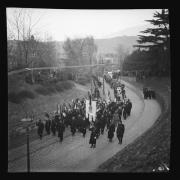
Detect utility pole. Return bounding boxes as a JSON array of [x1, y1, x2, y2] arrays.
[[31, 60, 34, 84], [26, 126, 30, 172], [20, 118, 32, 172], [102, 58, 105, 95]]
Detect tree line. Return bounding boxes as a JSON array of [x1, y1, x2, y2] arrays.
[[123, 9, 170, 76], [7, 8, 98, 73]]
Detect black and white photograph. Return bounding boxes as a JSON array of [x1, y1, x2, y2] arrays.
[[7, 8, 171, 172]]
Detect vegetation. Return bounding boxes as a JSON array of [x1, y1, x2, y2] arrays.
[[35, 81, 75, 96], [7, 8, 59, 72], [8, 71, 75, 103], [123, 9, 170, 76], [8, 90, 36, 104], [63, 36, 98, 66]]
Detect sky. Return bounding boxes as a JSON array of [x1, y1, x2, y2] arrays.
[[6, 8, 162, 41]]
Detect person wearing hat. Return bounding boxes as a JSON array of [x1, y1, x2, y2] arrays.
[[71, 116, 76, 136], [108, 122, 116, 142], [57, 120, 65, 142], [127, 99, 132, 117], [89, 127, 97, 148], [45, 118, 51, 135], [36, 119, 44, 140], [116, 121, 125, 144], [143, 87, 147, 99], [51, 117, 56, 136]]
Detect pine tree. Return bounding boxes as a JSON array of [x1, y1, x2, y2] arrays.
[[134, 9, 170, 75]]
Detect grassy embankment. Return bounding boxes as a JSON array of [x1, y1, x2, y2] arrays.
[[96, 77, 171, 172], [8, 73, 90, 149]]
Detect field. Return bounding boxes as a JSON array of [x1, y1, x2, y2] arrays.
[[96, 77, 171, 172]]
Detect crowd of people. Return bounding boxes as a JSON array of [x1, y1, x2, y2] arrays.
[[36, 98, 89, 142], [36, 74, 133, 148], [143, 87, 156, 100]]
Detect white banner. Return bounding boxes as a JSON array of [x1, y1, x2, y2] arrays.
[[86, 100, 96, 122]]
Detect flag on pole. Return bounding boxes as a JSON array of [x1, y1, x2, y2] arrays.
[[88, 91, 92, 106], [57, 104, 59, 113]]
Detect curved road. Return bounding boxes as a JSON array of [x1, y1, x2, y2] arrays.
[[8, 80, 161, 172]]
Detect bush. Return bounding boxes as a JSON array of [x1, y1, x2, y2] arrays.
[[55, 81, 74, 92], [77, 79, 87, 85], [8, 90, 35, 104], [18, 90, 35, 99], [55, 83, 64, 92], [59, 81, 74, 89], [35, 81, 74, 95], [77, 76, 91, 85], [8, 92, 21, 104], [35, 86, 52, 95]]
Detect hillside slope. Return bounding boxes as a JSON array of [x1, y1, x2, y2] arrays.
[[95, 36, 138, 54]]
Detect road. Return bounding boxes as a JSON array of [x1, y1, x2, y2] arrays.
[[8, 80, 161, 172]]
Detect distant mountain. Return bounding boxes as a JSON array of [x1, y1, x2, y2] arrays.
[[101, 24, 150, 39], [95, 36, 139, 55]]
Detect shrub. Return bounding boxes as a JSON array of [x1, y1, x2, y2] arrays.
[[8, 90, 35, 104], [55, 81, 74, 92], [76, 76, 91, 85], [77, 79, 87, 85], [55, 83, 64, 92], [59, 81, 74, 89], [8, 92, 21, 104], [35, 86, 51, 95], [46, 86, 57, 94], [18, 90, 35, 99], [35, 81, 74, 96]]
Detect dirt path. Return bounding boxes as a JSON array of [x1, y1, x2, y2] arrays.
[[8, 80, 161, 172]]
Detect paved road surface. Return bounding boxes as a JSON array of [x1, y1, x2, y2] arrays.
[[8, 80, 161, 172]]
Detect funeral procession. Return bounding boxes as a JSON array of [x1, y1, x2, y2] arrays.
[[7, 8, 170, 172]]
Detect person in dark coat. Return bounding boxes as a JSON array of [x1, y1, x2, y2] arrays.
[[82, 126, 86, 137], [122, 89, 126, 100], [143, 87, 147, 99], [36, 119, 44, 140], [122, 103, 127, 120], [116, 121, 125, 144], [151, 89, 156, 99], [45, 119, 51, 135], [80, 118, 86, 137], [100, 115, 106, 135], [106, 112, 111, 130], [149, 89, 155, 99], [89, 128, 97, 148], [51, 118, 56, 136], [57, 120, 65, 142], [147, 88, 151, 99], [71, 116, 76, 136], [127, 100, 132, 116], [108, 123, 115, 142], [94, 119, 101, 139], [117, 106, 122, 121]]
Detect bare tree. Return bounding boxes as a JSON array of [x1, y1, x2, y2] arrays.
[[63, 36, 97, 66], [7, 8, 44, 69]]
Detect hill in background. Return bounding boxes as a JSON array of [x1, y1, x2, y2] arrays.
[[95, 36, 138, 55]]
